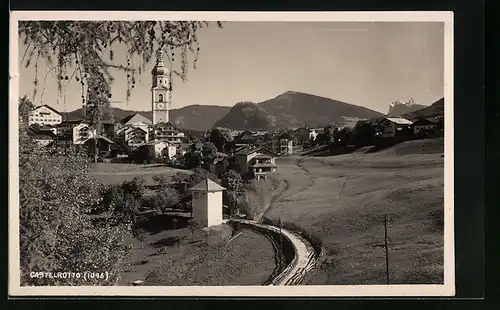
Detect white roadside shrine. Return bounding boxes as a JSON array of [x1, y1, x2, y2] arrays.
[[190, 178, 226, 228]]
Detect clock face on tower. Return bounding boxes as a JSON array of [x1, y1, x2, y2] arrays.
[[156, 102, 165, 110]]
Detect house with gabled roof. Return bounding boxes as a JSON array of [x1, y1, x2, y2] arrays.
[[116, 113, 152, 138], [233, 130, 257, 147], [411, 118, 438, 136], [151, 121, 185, 144], [378, 117, 414, 138], [26, 127, 57, 146], [116, 125, 150, 147], [264, 132, 294, 155], [28, 105, 63, 127], [232, 145, 278, 180], [119, 113, 152, 127]]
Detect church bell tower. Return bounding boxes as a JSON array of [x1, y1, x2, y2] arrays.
[[151, 49, 171, 125]]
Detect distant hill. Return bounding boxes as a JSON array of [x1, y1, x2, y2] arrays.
[[387, 99, 427, 117], [403, 97, 444, 119], [214, 91, 384, 130], [63, 105, 230, 131], [213, 101, 277, 130]]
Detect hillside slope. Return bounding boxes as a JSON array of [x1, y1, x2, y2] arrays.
[[213, 101, 276, 130], [214, 91, 384, 130], [260, 91, 384, 128], [403, 98, 444, 119]]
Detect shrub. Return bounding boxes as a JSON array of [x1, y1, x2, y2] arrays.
[[19, 130, 131, 285]]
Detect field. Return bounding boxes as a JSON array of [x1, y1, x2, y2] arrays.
[[265, 138, 445, 284], [120, 215, 277, 286], [90, 163, 191, 185]]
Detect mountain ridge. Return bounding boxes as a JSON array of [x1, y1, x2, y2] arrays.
[[63, 105, 231, 132], [402, 97, 444, 119], [214, 90, 384, 130]]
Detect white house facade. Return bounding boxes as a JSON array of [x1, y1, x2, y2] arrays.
[[28, 105, 63, 126]]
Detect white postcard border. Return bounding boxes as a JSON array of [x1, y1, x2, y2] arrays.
[[9, 10, 455, 297]]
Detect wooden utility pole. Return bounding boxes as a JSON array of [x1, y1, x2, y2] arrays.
[[384, 214, 390, 285]]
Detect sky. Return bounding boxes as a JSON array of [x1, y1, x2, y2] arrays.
[[18, 21, 444, 114]]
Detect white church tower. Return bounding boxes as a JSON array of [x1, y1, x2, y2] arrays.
[[151, 49, 171, 125]]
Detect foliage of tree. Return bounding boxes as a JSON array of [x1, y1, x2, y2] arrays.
[[202, 141, 217, 159], [19, 95, 34, 124], [209, 127, 233, 153], [188, 168, 221, 188], [331, 127, 354, 146], [238, 194, 259, 219], [99, 177, 146, 223], [352, 120, 376, 146], [145, 188, 181, 215], [20, 21, 222, 127], [131, 145, 155, 164], [19, 129, 131, 285], [220, 170, 246, 214], [183, 151, 202, 169]]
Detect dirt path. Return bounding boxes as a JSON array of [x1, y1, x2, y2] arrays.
[[261, 157, 316, 221]]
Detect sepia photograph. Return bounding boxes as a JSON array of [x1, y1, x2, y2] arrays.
[[9, 11, 454, 297]]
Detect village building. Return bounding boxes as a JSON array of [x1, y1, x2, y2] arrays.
[[233, 130, 258, 147], [232, 146, 278, 180], [28, 105, 63, 127], [27, 127, 57, 146], [116, 113, 152, 134], [101, 120, 116, 139], [83, 135, 114, 157], [412, 118, 438, 136], [72, 123, 92, 145], [378, 117, 414, 138], [116, 125, 150, 147], [56, 119, 84, 137], [151, 122, 185, 144], [293, 127, 317, 146], [190, 178, 226, 228], [264, 133, 294, 155], [176, 142, 193, 157]]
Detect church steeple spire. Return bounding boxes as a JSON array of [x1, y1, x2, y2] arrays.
[[151, 48, 170, 125]]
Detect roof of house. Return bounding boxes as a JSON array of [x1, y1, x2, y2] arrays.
[[153, 121, 183, 132], [254, 154, 273, 159], [385, 117, 413, 125], [251, 163, 278, 168], [234, 145, 278, 157], [119, 113, 152, 125], [27, 128, 56, 139], [39, 124, 55, 129], [34, 104, 62, 116], [190, 177, 226, 192], [412, 118, 438, 125], [139, 140, 177, 147], [83, 135, 114, 144], [59, 119, 83, 125]]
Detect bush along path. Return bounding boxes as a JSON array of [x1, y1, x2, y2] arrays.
[[230, 219, 320, 286]]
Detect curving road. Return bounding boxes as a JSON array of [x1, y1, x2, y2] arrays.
[[231, 219, 318, 286]]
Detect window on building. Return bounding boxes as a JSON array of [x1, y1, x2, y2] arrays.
[[159, 94, 164, 102]]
